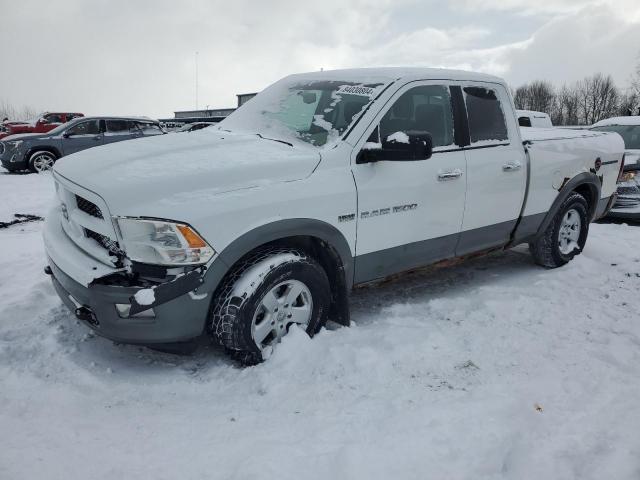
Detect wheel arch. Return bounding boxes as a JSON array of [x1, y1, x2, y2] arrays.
[[202, 219, 354, 326], [535, 172, 601, 238], [25, 146, 61, 163]]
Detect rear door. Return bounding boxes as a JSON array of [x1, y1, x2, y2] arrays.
[[351, 81, 468, 283], [456, 83, 527, 255], [61, 119, 103, 155]]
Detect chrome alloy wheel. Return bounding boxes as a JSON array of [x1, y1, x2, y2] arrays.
[[558, 208, 581, 255], [251, 279, 313, 350], [32, 152, 55, 173]]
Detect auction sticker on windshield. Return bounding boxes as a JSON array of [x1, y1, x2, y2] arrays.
[[337, 85, 378, 97]]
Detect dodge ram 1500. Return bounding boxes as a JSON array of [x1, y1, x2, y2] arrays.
[[43, 68, 624, 364]]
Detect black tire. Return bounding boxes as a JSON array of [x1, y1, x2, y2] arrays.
[[529, 192, 590, 268], [210, 248, 331, 365], [28, 150, 57, 173]]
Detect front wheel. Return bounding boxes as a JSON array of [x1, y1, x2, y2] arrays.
[[210, 248, 331, 365], [529, 192, 589, 268], [28, 151, 57, 173]]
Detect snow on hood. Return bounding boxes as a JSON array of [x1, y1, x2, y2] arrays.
[[53, 129, 320, 216]]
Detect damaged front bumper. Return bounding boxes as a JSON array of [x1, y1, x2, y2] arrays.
[[43, 207, 212, 344]]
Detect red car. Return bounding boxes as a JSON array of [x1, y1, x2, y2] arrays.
[[0, 112, 84, 140]]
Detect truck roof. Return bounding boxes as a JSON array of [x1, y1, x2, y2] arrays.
[[516, 110, 551, 118], [285, 67, 505, 85]]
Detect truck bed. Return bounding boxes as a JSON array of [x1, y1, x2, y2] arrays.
[[520, 128, 623, 219]]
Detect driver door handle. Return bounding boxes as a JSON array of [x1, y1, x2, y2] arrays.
[[502, 161, 522, 171], [437, 168, 463, 181]]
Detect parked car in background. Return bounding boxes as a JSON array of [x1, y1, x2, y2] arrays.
[[591, 116, 640, 219], [0, 112, 84, 140], [516, 110, 553, 128], [178, 122, 212, 132], [43, 68, 623, 364], [0, 116, 164, 173]]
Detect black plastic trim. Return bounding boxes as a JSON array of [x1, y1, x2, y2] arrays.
[[450, 86, 470, 147]]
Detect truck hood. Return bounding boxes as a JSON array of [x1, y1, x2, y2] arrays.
[[53, 129, 321, 216]]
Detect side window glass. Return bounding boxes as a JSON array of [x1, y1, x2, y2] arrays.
[[464, 86, 508, 143], [44, 114, 63, 124], [379, 85, 455, 149], [137, 122, 163, 135], [518, 116, 532, 127], [106, 120, 130, 135], [67, 120, 99, 136]]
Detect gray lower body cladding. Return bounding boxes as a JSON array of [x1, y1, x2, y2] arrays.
[[48, 259, 211, 344]]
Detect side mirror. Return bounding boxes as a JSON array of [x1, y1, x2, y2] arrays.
[[357, 131, 433, 164], [62, 131, 72, 138]]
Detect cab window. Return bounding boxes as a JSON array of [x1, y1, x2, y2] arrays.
[[518, 116, 532, 127], [377, 85, 455, 149], [463, 87, 508, 143], [106, 120, 130, 135], [136, 122, 164, 135], [67, 120, 100, 136]]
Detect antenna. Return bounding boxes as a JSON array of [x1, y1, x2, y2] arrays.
[[195, 51, 199, 110]]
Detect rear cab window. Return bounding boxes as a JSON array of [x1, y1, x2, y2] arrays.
[[463, 86, 509, 145]]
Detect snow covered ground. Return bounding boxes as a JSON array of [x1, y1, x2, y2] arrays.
[[1, 169, 639, 479]]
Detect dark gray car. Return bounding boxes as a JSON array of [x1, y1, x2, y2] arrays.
[[0, 116, 165, 173]]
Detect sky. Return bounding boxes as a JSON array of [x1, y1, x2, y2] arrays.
[[1, 0, 639, 119]]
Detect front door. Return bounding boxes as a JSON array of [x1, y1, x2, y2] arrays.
[[62, 119, 103, 156], [351, 82, 468, 283]]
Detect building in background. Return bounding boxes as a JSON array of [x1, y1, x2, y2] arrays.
[[160, 92, 258, 130]]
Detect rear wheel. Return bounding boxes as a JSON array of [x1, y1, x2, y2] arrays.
[[210, 248, 331, 365], [28, 151, 57, 173], [529, 192, 589, 268]]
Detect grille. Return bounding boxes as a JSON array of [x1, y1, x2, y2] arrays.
[[84, 228, 123, 256], [75, 195, 103, 219], [615, 198, 640, 208], [617, 185, 640, 196], [0, 143, 4, 155]]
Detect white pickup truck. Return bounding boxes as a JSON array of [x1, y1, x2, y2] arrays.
[[43, 68, 624, 363]]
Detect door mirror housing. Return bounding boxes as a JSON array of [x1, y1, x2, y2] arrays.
[[357, 131, 433, 164], [62, 131, 72, 138]]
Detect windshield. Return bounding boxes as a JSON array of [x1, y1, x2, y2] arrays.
[[592, 124, 640, 150], [218, 77, 389, 147]]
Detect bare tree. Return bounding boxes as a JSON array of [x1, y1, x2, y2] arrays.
[[552, 84, 580, 126], [629, 52, 640, 115], [514, 80, 556, 114], [575, 73, 620, 125], [618, 91, 639, 116], [0, 99, 39, 122]]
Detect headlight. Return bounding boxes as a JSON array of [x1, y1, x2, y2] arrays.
[[6, 140, 23, 149], [116, 218, 215, 266], [620, 171, 636, 183]]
